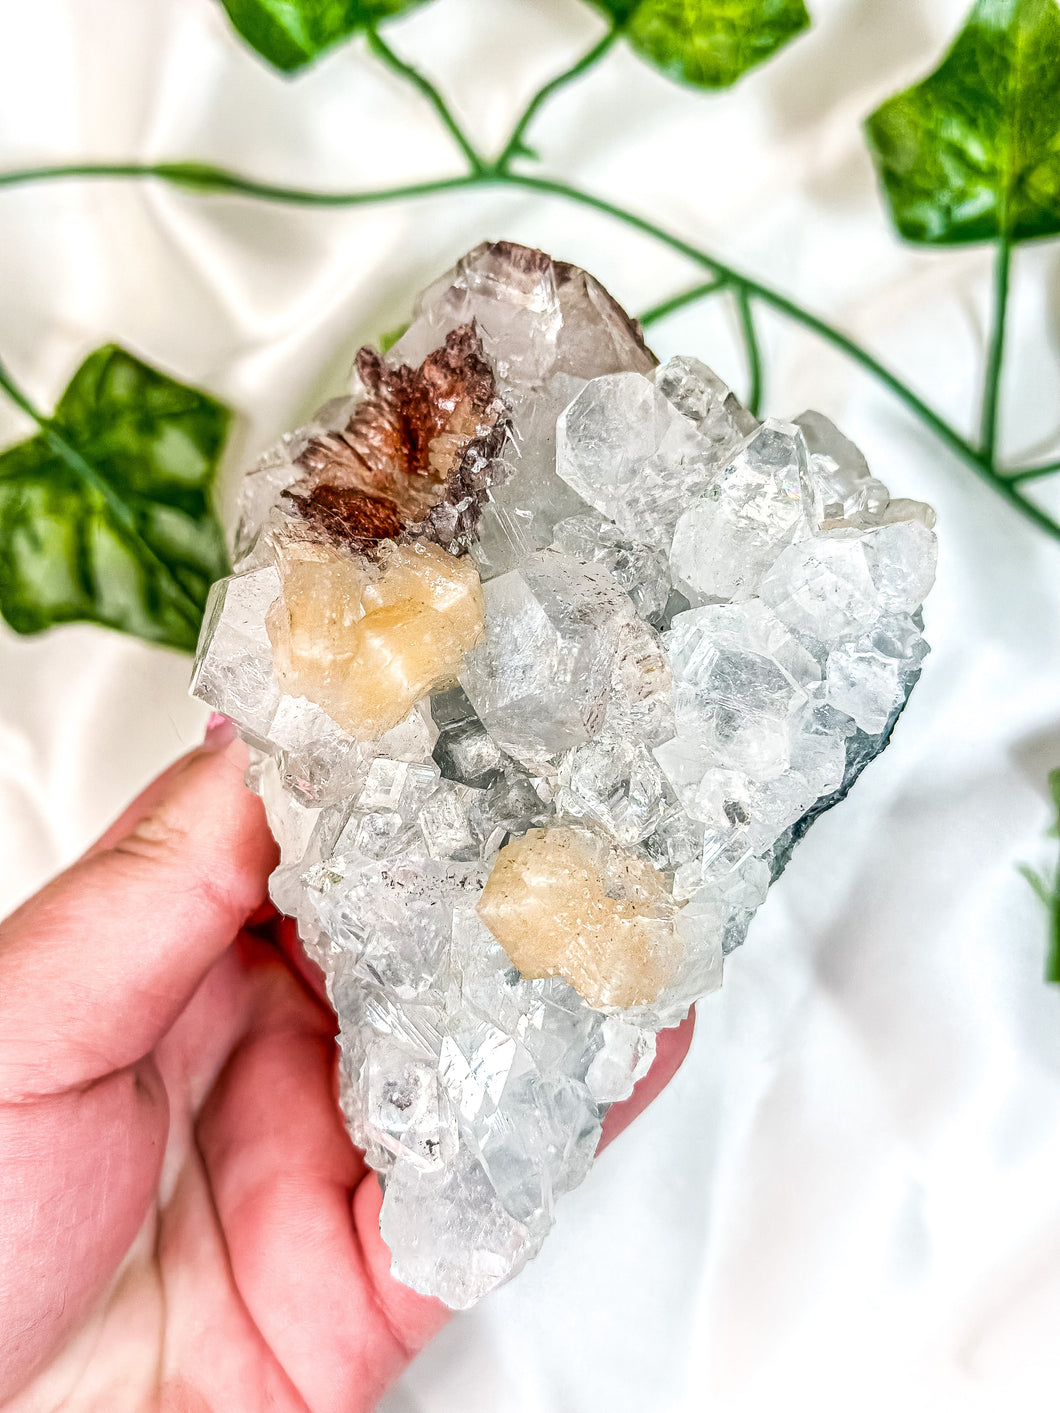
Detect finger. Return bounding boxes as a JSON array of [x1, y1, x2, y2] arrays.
[[351, 1171, 451, 1359], [599, 1008, 695, 1151], [0, 1056, 170, 1402], [0, 735, 276, 1098], [197, 941, 447, 1413], [0, 934, 267, 1402], [255, 910, 330, 1008], [89, 713, 238, 854]]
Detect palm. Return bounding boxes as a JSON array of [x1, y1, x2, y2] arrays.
[[4, 917, 446, 1413]]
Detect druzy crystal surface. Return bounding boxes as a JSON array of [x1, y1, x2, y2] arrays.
[[191, 242, 937, 1308]]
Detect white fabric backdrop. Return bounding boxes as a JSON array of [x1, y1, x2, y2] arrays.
[[3, 0, 1060, 1407]]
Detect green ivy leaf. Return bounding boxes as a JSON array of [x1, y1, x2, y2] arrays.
[[218, 0, 432, 72], [0, 346, 231, 653], [865, 0, 1060, 244], [593, 0, 810, 89]]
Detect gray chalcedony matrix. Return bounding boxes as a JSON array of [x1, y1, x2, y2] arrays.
[[192, 241, 936, 1308]]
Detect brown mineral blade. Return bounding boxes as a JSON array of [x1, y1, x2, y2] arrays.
[[288, 323, 508, 554]]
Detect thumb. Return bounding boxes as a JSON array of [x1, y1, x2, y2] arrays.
[[0, 726, 276, 1099]]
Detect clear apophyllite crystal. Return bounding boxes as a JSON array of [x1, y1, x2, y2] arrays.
[[190, 241, 937, 1309]]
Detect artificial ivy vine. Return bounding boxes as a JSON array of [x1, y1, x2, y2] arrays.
[[1, 0, 1058, 653]]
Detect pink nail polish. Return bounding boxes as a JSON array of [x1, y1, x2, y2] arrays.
[[203, 712, 237, 750]]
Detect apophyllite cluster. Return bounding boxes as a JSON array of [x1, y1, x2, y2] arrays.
[[192, 242, 936, 1307]]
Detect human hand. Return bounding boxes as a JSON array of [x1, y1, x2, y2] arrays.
[[0, 721, 694, 1411]]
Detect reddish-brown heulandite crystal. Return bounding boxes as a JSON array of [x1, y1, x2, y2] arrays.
[[289, 322, 508, 553]]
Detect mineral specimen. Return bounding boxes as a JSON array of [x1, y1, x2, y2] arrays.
[[191, 241, 937, 1309]]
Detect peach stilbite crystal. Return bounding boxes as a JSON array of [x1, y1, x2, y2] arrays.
[[476, 826, 681, 1008], [266, 539, 485, 738]]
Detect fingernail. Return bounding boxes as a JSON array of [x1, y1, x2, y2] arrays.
[[203, 712, 238, 751]]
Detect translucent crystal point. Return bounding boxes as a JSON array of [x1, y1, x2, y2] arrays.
[[457, 549, 650, 765], [556, 372, 720, 548], [654, 354, 756, 453], [670, 419, 820, 603], [551, 512, 672, 622]]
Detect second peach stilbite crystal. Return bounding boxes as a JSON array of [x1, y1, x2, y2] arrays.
[[477, 826, 680, 1008]]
